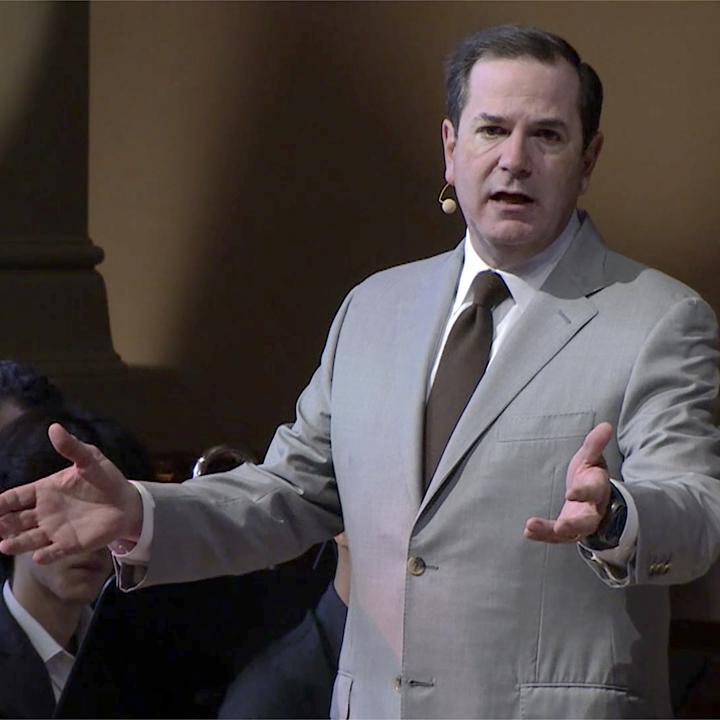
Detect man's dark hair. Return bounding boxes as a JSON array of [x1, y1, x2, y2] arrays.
[[445, 25, 603, 149], [0, 409, 155, 576], [0, 361, 64, 413]]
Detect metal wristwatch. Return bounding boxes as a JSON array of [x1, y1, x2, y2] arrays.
[[582, 483, 628, 551]]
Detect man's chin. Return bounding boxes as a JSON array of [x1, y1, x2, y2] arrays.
[[476, 225, 541, 249], [470, 222, 554, 267], [59, 578, 108, 603], [486, 217, 540, 242]]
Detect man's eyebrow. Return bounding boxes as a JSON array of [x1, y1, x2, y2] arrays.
[[474, 113, 507, 124], [471, 113, 570, 131], [532, 117, 569, 130]]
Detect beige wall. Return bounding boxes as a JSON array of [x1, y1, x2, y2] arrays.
[[89, 1, 720, 454]]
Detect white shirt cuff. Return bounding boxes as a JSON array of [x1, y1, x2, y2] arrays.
[[109, 481, 155, 564], [586, 479, 638, 567]]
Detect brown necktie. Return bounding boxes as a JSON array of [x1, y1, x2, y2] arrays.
[[423, 270, 510, 490]]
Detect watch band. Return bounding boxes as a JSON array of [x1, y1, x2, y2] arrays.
[[582, 483, 628, 551]]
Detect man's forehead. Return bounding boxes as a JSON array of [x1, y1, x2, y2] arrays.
[[462, 56, 582, 118]]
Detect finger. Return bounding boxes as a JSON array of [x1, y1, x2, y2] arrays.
[[48, 423, 99, 471], [0, 509, 38, 538], [575, 422, 613, 467], [524, 517, 564, 543], [0, 527, 51, 556], [0, 484, 37, 514], [525, 514, 596, 544], [554, 512, 601, 539], [566, 468, 610, 503]]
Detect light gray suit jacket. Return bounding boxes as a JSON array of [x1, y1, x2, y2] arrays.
[[130, 212, 720, 718]]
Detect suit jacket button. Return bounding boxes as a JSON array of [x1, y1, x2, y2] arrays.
[[408, 556, 426, 576], [393, 675, 402, 692]]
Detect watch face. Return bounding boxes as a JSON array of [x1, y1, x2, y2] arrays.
[[604, 505, 627, 545], [584, 486, 628, 551]]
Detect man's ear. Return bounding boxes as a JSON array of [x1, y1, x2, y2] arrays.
[[441, 119, 457, 185], [579, 131, 603, 195]]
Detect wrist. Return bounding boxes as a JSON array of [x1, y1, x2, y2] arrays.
[[583, 483, 627, 551], [108, 538, 137, 555], [117, 482, 144, 545]]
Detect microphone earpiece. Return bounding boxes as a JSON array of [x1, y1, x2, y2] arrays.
[[438, 183, 457, 215]]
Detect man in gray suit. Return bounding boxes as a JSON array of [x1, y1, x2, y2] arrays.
[[1, 25, 720, 719]]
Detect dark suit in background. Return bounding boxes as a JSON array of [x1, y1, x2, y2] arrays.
[[0, 594, 55, 719], [219, 582, 347, 719], [54, 544, 335, 719]]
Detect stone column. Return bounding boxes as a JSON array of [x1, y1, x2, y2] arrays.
[[0, 3, 127, 414]]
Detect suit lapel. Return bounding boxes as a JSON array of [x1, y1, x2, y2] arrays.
[[420, 215, 610, 511], [394, 243, 465, 509]]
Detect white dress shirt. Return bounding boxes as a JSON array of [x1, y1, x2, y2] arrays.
[[118, 210, 637, 567], [3, 580, 91, 701], [429, 211, 580, 388]]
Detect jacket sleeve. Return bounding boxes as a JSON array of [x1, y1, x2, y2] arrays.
[[580, 295, 720, 587]]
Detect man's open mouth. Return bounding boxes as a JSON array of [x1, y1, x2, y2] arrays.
[[490, 191, 534, 205]]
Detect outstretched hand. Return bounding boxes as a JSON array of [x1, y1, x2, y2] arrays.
[[524, 422, 613, 544], [0, 423, 143, 564]]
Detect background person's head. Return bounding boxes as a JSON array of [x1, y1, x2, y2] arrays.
[[0, 361, 64, 431], [192, 443, 259, 477], [0, 409, 154, 604]]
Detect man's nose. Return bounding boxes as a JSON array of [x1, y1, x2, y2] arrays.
[[498, 131, 531, 178]]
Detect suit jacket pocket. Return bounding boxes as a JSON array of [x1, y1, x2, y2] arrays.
[[330, 671, 353, 720], [498, 411, 595, 442], [519, 682, 646, 719]]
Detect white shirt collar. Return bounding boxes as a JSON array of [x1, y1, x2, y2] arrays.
[[456, 210, 581, 313], [3, 579, 94, 701], [3, 579, 65, 663], [3, 579, 92, 659]]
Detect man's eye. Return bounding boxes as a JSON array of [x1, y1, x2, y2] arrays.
[[478, 126, 506, 138], [536, 129, 562, 142]]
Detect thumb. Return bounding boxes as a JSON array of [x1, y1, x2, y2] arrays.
[[578, 422, 613, 466], [48, 423, 98, 471]]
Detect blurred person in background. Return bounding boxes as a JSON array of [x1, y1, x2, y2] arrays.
[[0, 409, 153, 719], [219, 532, 349, 719], [0, 360, 64, 431]]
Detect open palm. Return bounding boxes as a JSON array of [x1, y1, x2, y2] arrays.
[[0, 423, 142, 564]]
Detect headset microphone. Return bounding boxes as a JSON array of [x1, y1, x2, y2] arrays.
[[438, 183, 457, 214]]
